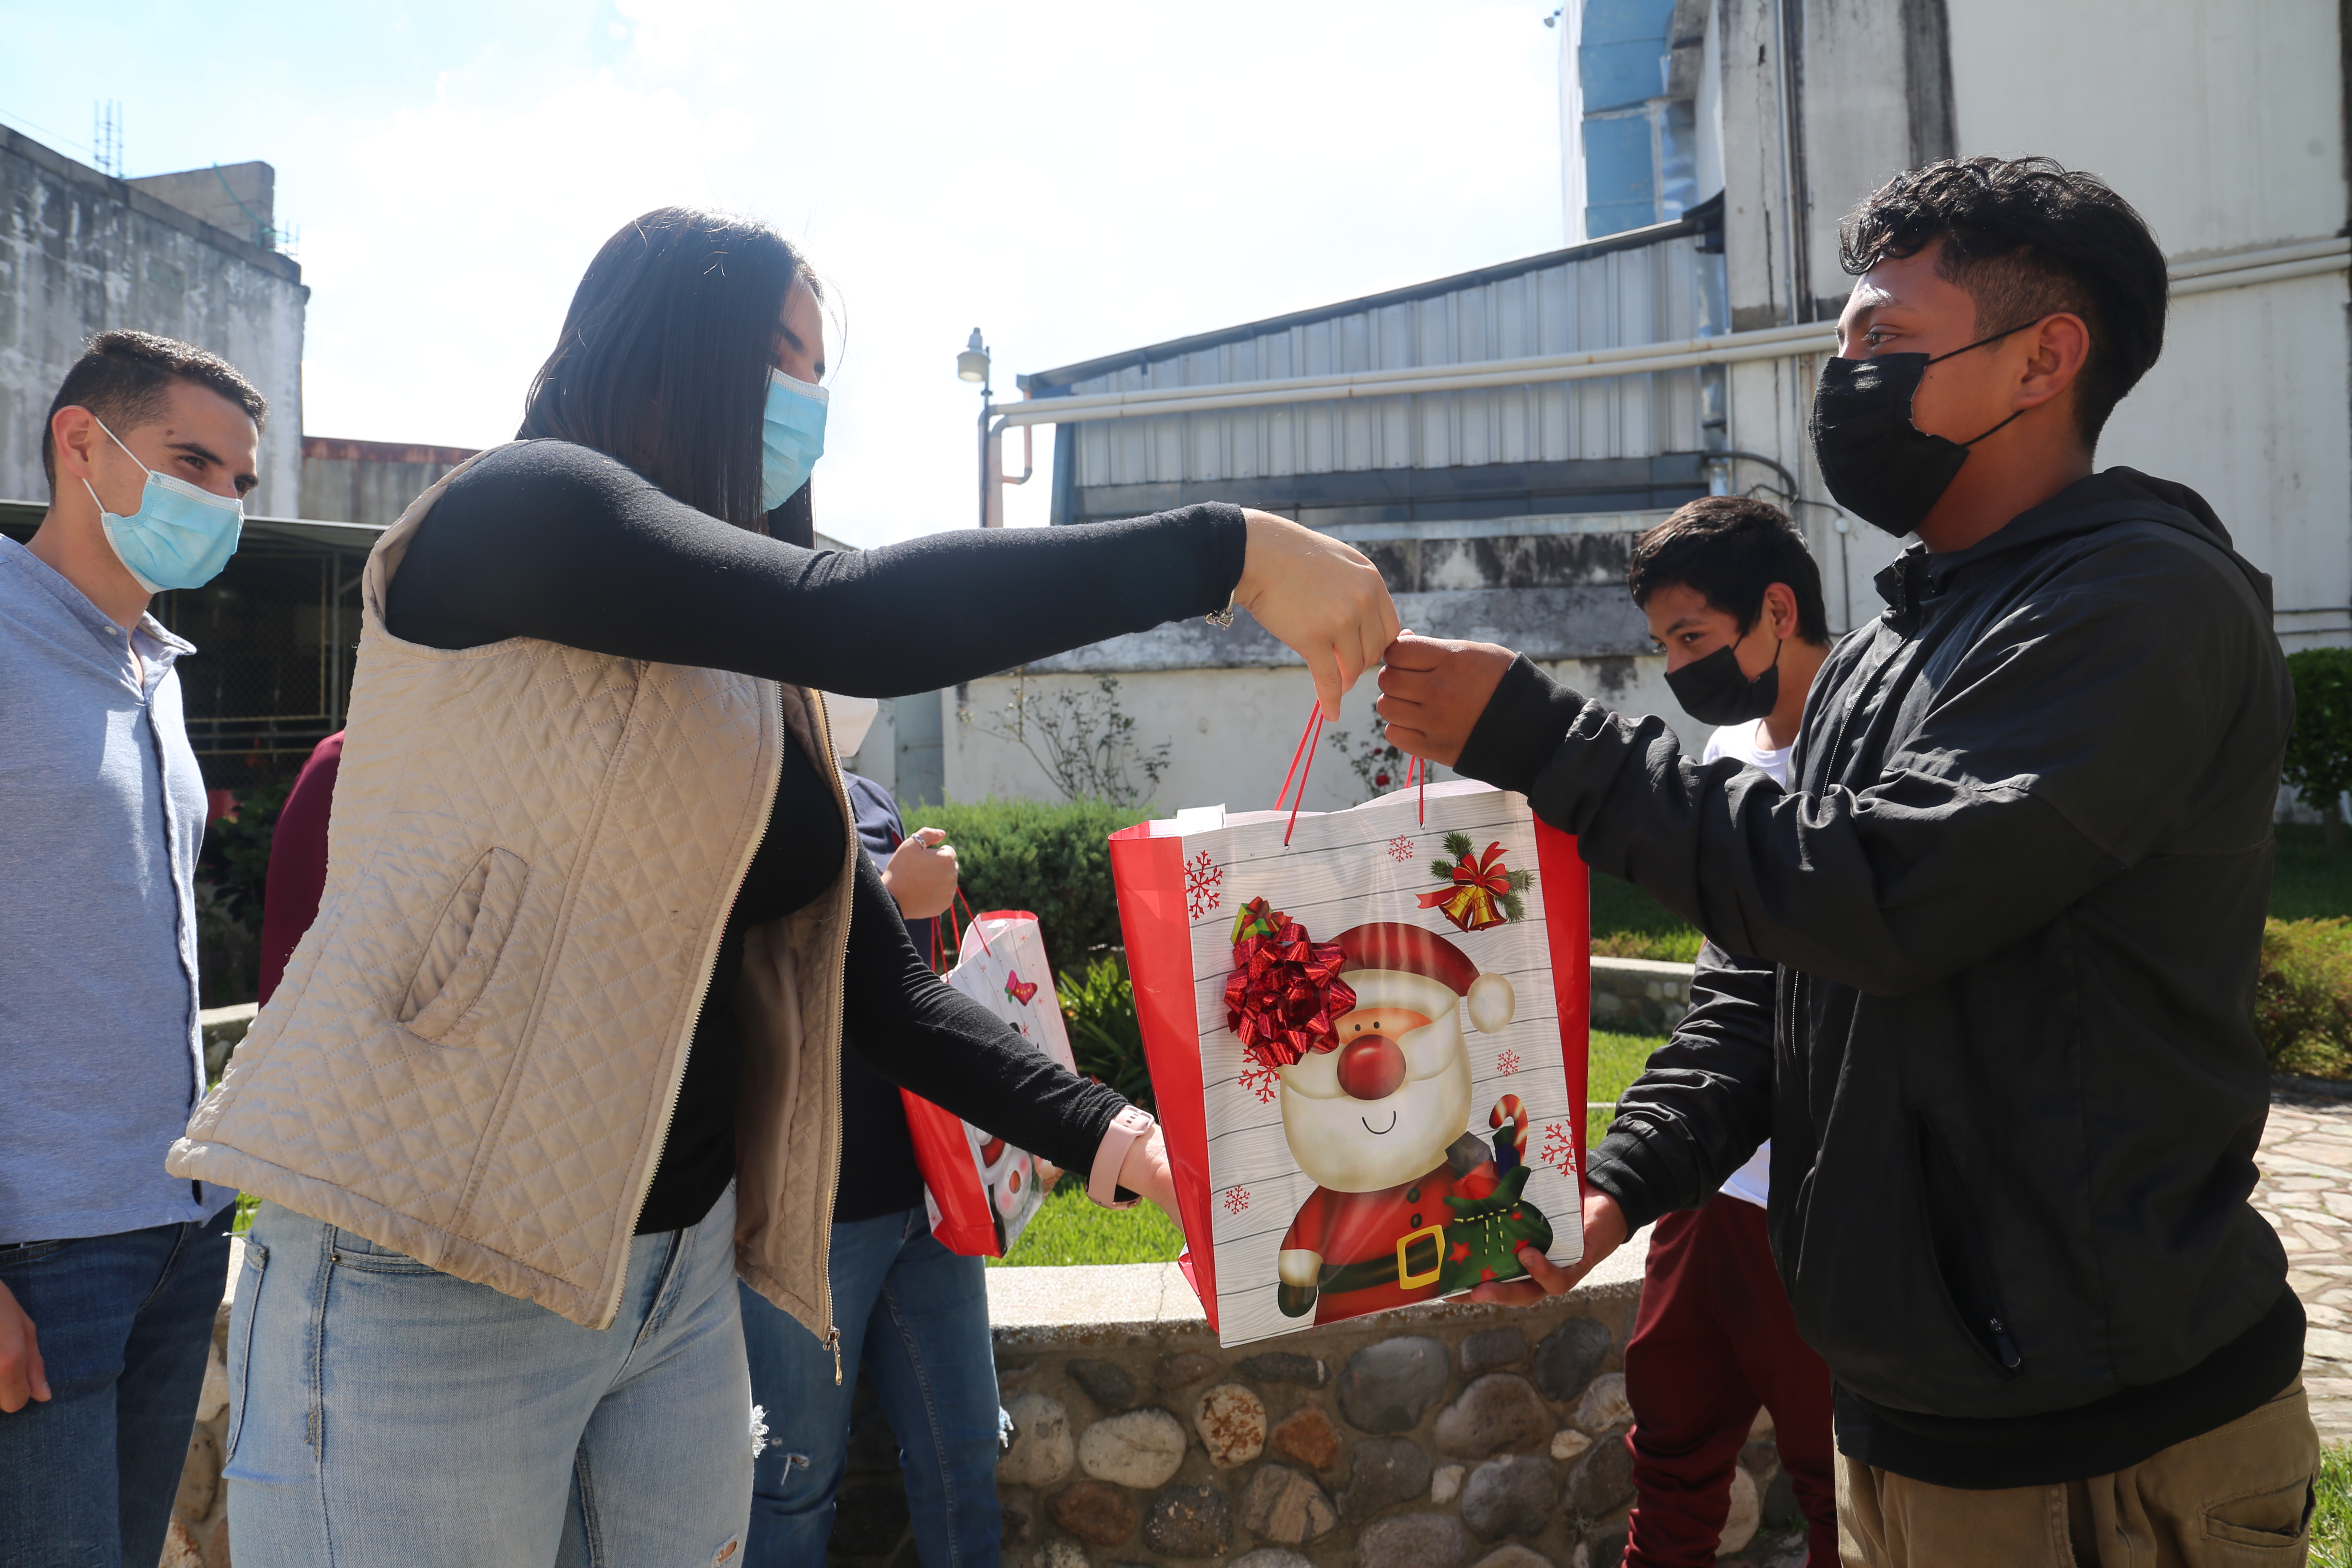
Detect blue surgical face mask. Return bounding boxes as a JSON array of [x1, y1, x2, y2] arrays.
[[762, 368, 828, 512], [83, 416, 245, 592]]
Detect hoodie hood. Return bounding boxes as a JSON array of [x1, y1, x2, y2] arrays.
[[1878, 467, 2273, 619]]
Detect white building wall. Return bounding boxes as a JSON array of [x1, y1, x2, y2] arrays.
[[1944, 0, 2351, 646], [1704, 0, 2351, 645], [938, 657, 1703, 819]]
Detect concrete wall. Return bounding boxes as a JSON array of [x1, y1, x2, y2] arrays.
[[299, 436, 478, 527], [927, 513, 1710, 813], [0, 128, 306, 513], [940, 655, 1699, 818], [126, 162, 279, 253]]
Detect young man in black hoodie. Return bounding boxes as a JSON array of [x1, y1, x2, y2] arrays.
[[1377, 157, 2314, 1565]]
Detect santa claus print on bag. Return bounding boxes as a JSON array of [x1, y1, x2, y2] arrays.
[[1110, 779, 1588, 1347]]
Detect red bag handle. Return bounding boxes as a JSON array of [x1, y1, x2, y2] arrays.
[[1274, 703, 1325, 846]]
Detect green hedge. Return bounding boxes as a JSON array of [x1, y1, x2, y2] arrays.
[[913, 796, 1152, 977], [2285, 648, 2352, 839], [2258, 917, 2352, 1079]]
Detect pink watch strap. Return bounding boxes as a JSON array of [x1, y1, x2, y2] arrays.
[[1088, 1106, 1155, 1209]]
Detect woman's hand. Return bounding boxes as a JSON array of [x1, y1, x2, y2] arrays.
[[1467, 1188, 1629, 1306], [880, 828, 958, 922], [1235, 510, 1401, 721], [1116, 1124, 1180, 1222]]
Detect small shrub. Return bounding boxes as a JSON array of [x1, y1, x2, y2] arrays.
[[1058, 953, 1151, 1111], [2255, 917, 2352, 1080], [2286, 648, 2352, 848], [916, 796, 1152, 975], [958, 674, 1171, 806]]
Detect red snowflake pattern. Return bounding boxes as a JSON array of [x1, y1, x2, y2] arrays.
[[1186, 851, 1224, 920], [1238, 1064, 1280, 1104], [1224, 1186, 1251, 1215], [1495, 1049, 1522, 1077], [1387, 834, 1416, 864], [1537, 1121, 1577, 1179]]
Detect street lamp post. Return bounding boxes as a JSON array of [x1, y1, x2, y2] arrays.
[[959, 329, 993, 529], [959, 328, 1034, 528]]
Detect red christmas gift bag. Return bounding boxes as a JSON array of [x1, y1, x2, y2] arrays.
[[902, 910, 1077, 1257], [1110, 780, 1590, 1347]]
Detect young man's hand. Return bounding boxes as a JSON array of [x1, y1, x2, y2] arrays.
[[881, 828, 959, 922], [1467, 1189, 1629, 1306], [1375, 634, 1517, 766], [0, 1280, 49, 1413]]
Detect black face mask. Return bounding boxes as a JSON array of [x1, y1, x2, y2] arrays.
[[1666, 633, 1782, 727], [1808, 325, 2028, 537]]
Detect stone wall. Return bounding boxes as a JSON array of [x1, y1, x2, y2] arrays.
[[834, 1252, 1792, 1568], [161, 1244, 1809, 1568], [1587, 959, 1694, 1037]]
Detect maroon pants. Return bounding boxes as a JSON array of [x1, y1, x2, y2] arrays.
[[1621, 1191, 1838, 1567]]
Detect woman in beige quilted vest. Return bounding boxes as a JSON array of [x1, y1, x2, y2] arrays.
[[170, 207, 1398, 1568]]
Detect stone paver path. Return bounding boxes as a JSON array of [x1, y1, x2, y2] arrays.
[[2259, 1088, 2352, 1444]]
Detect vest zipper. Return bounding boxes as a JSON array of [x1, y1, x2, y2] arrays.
[[811, 689, 852, 1385], [595, 674, 785, 1332]]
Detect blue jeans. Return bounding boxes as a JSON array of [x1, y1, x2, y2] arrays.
[[225, 1187, 752, 1568], [741, 1207, 1005, 1568], [0, 1210, 234, 1568]]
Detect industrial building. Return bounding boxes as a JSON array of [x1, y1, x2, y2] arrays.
[[918, 0, 2351, 816], [0, 126, 491, 785]]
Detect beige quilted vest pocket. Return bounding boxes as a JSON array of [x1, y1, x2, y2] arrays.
[[169, 445, 852, 1335]]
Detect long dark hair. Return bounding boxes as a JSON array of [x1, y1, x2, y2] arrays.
[[520, 207, 816, 530]]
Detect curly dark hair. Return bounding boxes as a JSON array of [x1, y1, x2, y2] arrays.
[[1838, 156, 2168, 446], [1629, 495, 1830, 645]]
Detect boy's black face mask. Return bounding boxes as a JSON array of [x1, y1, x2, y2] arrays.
[[1809, 325, 2028, 537], [1666, 634, 1782, 727]]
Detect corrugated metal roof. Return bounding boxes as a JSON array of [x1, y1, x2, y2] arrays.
[[1019, 207, 1716, 395], [1039, 220, 1725, 500]]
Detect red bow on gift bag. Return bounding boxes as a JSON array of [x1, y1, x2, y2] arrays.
[[1418, 836, 1519, 933], [1224, 912, 1358, 1069]]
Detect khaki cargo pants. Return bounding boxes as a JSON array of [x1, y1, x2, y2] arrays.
[[1837, 1381, 2320, 1567]]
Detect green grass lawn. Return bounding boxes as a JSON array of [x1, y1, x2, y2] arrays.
[[2315, 1445, 2352, 1567], [992, 1175, 1188, 1267], [1589, 1027, 1664, 1148], [989, 1026, 1670, 1268], [1591, 873, 1703, 963]]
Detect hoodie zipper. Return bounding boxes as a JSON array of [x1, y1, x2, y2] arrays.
[[594, 676, 785, 1332], [1987, 1316, 2023, 1371]]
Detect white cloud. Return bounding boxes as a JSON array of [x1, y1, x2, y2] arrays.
[[39, 0, 1565, 545]]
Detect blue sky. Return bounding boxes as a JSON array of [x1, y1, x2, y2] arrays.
[[0, 1, 1566, 545]]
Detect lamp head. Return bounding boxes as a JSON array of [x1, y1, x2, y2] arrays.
[[957, 327, 990, 384]]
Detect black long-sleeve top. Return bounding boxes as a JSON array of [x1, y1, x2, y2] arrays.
[[386, 438, 1246, 1232]]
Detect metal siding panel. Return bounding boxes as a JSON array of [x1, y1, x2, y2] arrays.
[[1063, 234, 1709, 487]]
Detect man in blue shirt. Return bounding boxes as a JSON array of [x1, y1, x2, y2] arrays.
[[0, 330, 266, 1565]]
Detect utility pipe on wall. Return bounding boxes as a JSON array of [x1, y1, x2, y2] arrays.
[[986, 239, 2349, 431]]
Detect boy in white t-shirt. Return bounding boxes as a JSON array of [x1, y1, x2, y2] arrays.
[[1617, 496, 1836, 1566]]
